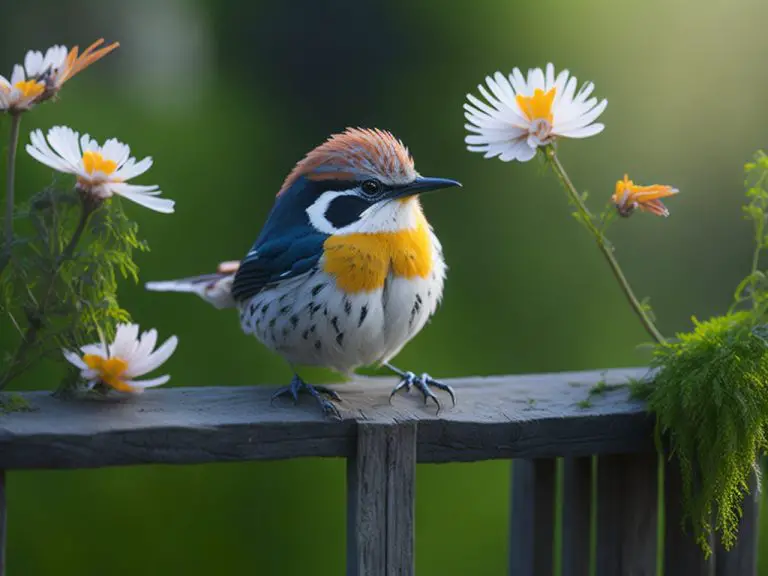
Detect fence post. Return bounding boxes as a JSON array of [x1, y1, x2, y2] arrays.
[[562, 457, 592, 576], [596, 454, 657, 576], [509, 459, 556, 576], [347, 421, 417, 576]]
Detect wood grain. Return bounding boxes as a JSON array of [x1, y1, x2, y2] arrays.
[[596, 454, 658, 576], [0, 368, 653, 469], [509, 459, 556, 576], [346, 421, 416, 576], [562, 456, 592, 576]]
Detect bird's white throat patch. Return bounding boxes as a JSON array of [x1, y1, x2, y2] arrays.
[[306, 189, 420, 235]]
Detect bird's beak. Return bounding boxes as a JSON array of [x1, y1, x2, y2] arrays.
[[391, 176, 462, 200]]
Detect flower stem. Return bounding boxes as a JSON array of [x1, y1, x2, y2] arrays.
[[0, 196, 96, 390], [546, 146, 666, 344], [0, 112, 22, 275]]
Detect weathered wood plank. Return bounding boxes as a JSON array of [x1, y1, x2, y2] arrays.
[[346, 421, 416, 576], [664, 458, 714, 576], [509, 459, 556, 576], [621, 453, 658, 575], [0, 470, 5, 576], [715, 468, 759, 576], [596, 454, 657, 576], [562, 457, 592, 576], [0, 368, 653, 469], [596, 455, 622, 576]]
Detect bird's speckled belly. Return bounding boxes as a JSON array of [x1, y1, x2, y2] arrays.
[[239, 231, 445, 373]]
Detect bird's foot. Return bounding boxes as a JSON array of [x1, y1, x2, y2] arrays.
[[386, 366, 456, 414], [271, 375, 342, 420]]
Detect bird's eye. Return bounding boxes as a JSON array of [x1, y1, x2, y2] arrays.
[[361, 179, 382, 197]]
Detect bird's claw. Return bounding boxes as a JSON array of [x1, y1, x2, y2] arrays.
[[271, 376, 342, 420], [388, 371, 417, 402], [389, 371, 456, 414]]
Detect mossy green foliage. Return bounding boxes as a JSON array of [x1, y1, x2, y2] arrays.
[[650, 313, 768, 553], [0, 187, 146, 389], [0, 392, 32, 413], [576, 379, 628, 409], [648, 151, 768, 554], [627, 377, 654, 401]]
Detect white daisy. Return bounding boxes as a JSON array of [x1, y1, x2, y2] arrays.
[[464, 63, 608, 162], [26, 126, 174, 214], [63, 324, 178, 393], [0, 40, 118, 112]]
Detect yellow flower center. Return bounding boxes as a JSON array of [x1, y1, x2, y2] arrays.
[[83, 354, 133, 392], [13, 79, 44, 99], [516, 87, 556, 123], [82, 150, 117, 176]]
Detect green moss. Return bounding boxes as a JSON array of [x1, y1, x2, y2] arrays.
[[0, 392, 33, 413], [649, 312, 768, 554], [628, 377, 655, 401], [576, 379, 628, 409], [589, 379, 624, 396]]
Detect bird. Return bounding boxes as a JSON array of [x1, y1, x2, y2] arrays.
[[145, 127, 461, 418]]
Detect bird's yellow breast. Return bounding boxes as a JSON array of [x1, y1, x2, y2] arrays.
[[322, 212, 433, 293]]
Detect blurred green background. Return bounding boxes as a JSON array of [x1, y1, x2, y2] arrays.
[[2, 0, 768, 573]]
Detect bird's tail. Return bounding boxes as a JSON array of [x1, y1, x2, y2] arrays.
[[145, 261, 240, 309]]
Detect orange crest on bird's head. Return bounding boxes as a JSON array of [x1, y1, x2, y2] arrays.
[[278, 128, 417, 196]]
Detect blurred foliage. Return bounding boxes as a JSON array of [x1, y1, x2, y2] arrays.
[[1, 0, 768, 574]]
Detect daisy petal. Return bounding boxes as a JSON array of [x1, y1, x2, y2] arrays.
[[110, 183, 175, 214], [126, 335, 178, 378], [24, 50, 43, 77], [80, 343, 108, 357], [62, 349, 87, 370], [113, 156, 153, 180], [124, 375, 171, 390], [10, 64, 25, 85], [558, 123, 605, 139]]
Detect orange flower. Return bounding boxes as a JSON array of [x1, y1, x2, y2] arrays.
[[612, 174, 679, 217], [41, 38, 119, 98]]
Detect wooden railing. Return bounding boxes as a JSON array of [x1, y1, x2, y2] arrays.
[[0, 367, 760, 575]]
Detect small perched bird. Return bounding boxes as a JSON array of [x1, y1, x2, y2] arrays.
[[146, 128, 460, 417]]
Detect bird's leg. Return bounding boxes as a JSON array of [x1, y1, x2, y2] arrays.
[[271, 374, 342, 419], [383, 362, 456, 413]]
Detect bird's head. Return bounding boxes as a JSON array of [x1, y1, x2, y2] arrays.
[[276, 128, 460, 235]]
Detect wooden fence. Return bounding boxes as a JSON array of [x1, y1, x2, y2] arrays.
[[0, 367, 760, 575]]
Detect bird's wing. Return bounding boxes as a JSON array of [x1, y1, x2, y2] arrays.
[[231, 230, 328, 302]]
